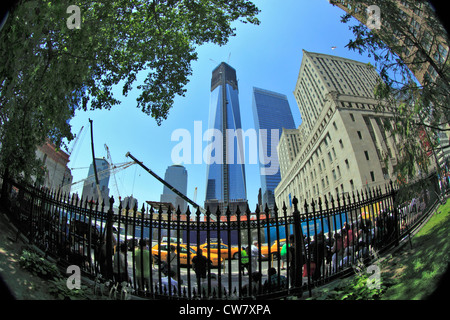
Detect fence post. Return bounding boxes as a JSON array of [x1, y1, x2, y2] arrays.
[[105, 196, 115, 280], [390, 181, 400, 247], [292, 196, 304, 297]]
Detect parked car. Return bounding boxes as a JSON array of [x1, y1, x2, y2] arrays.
[[198, 242, 240, 260], [152, 243, 223, 267]]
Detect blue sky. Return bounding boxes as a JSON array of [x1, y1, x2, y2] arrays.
[[66, 0, 377, 212]]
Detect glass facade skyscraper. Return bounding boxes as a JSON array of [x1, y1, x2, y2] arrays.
[[160, 164, 188, 213], [81, 158, 110, 203], [252, 87, 296, 210], [205, 62, 247, 214]]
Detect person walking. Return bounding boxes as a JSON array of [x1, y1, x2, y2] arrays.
[[135, 239, 152, 291], [288, 234, 297, 287], [250, 241, 264, 272], [280, 241, 288, 270], [167, 245, 179, 282], [240, 247, 249, 275], [192, 248, 209, 291], [113, 242, 129, 283]]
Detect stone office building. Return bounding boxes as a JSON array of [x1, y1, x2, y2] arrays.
[[275, 50, 403, 209]]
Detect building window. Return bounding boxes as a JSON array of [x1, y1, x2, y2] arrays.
[[345, 159, 349, 169], [364, 151, 370, 160], [350, 179, 354, 190], [350, 113, 355, 122], [370, 171, 375, 182], [382, 167, 389, 179], [357, 131, 362, 139], [339, 139, 344, 148], [435, 44, 449, 65], [333, 121, 337, 130]]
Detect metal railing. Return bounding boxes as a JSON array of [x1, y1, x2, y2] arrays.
[[0, 172, 444, 299]]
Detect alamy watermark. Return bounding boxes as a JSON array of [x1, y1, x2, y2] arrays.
[[367, 5, 381, 30], [66, 5, 81, 29], [170, 121, 280, 176], [352, 250, 382, 290], [66, 265, 81, 290]]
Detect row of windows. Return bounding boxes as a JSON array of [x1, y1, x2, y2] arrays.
[[283, 110, 393, 204]]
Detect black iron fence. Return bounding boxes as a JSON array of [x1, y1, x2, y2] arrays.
[[0, 172, 446, 299]]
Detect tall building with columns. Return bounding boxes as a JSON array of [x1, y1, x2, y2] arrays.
[[275, 51, 401, 209]]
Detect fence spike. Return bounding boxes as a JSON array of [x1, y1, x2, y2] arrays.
[[109, 195, 115, 211], [225, 205, 232, 217], [245, 203, 251, 216], [215, 205, 221, 218], [195, 206, 201, 219], [100, 199, 105, 212]]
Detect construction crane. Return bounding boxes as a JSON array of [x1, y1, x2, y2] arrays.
[[88, 118, 103, 205], [62, 161, 135, 194], [126, 152, 206, 214], [105, 144, 122, 202], [61, 125, 85, 187], [68, 125, 85, 157]]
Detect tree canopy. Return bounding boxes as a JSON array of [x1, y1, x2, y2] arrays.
[[0, 0, 260, 182], [334, 0, 450, 183]]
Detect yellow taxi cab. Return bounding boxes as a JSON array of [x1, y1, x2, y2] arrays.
[[152, 243, 223, 267], [260, 239, 286, 259], [198, 242, 240, 260]]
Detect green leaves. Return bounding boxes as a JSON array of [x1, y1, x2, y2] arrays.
[[19, 249, 60, 280], [336, 0, 450, 182], [0, 0, 260, 182], [48, 278, 89, 300]]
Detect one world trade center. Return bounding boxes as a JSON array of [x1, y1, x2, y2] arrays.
[[204, 62, 248, 215]]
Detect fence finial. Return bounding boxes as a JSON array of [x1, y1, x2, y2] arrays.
[[109, 195, 115, 208], [292, 196, 298, 212]]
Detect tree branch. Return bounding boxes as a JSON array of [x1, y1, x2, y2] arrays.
[[416, 121, 450, 132]]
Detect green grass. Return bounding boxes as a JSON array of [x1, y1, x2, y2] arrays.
[[381, 198, 450, 300]]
